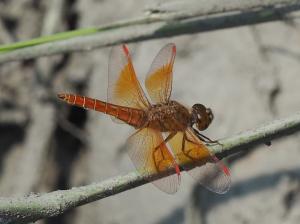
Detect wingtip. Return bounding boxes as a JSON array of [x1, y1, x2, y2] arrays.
[[172, 44, 176, 54], [174, 164, 182, 184], [223, 165, 231, 176], [212, 155, 231, 176], [122, 44, 129, 56]]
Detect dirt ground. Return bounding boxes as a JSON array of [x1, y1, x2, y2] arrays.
[[1, 1, 300, 224]]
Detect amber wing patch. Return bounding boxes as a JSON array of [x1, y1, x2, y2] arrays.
[[168, 128, 231, 194], [127, 128, 180, 194], [145, 43, 176, 104]]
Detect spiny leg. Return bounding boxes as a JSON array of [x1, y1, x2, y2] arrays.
[[153, 132, 177, 172], [181, 132, 198, 161], [192, 128, 223, 146], [154, 132, 177, 156]]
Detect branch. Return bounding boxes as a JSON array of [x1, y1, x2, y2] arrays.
[[1, 112, 300, 224], [0, 0, 300, 63]]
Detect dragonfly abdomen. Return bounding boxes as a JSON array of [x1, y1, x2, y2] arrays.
[[57, 93, 146, 128]]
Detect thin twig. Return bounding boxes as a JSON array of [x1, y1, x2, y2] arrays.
[[0, 0, 300, 63], [1, 112, 300, 224]]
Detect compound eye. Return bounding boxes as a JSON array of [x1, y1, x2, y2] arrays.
[[192, 104, 206, 112]]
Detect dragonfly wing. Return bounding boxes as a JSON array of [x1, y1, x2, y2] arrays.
[[187, 156, 231, 194], [145, 43, 176, 104], [168, 128, 231, 194], [108, 45, 150, 123], [127, 128, 181, 194]]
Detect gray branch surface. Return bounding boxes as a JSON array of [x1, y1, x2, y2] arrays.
[[0, 0, 300, 63], [1, 112, 300, 224]]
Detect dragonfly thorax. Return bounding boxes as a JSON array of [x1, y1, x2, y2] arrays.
[[146, 100, 190, 132]]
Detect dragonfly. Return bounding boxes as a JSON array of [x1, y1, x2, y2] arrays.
[[58, 43, 230, 194]]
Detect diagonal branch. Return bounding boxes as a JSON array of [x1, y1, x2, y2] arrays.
[[1, 112, 300, 224], [0, 0, 300, 63]]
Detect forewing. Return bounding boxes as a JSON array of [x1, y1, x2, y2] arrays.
[[168, 128, 231, 194], [108, 44, 150, 110], [145, 43, 176, 104], [127, 128, 180, 194]]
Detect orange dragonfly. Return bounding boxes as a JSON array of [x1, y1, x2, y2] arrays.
[[58, 43, 230, 194]]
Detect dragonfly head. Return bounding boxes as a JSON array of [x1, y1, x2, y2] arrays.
[[191, 104, 214, 131]]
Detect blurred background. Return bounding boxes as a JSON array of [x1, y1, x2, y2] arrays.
[[1, 0, 300, 223]]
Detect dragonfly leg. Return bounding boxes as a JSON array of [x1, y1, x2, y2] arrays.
[[181, 132, 198, 160], [153, 132, 177, 159], [192, 128, 223, 146], [152, 132, 177, 172], [182, 132, 215, 164]]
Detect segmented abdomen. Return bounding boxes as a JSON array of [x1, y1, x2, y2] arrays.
[[57, 93, 146, 128]]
